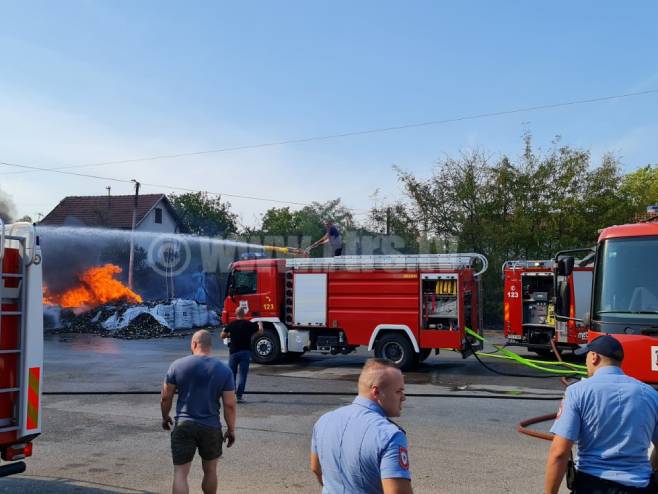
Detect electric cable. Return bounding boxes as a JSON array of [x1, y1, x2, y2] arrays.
[[2, 88, 657, 176]]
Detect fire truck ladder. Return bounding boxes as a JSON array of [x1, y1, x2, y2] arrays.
[[0, 220, 33, 437], [501, 260, 554, 272], [285, 253, 489, 276]]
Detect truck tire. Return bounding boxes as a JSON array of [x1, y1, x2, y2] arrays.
[[252, 329, 282, 364], [374, 333, 418, 371], [419, 349, 432, 362]]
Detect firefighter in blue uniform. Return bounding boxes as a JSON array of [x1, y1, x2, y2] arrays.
[[310, 358, 413, 494], [545, 335, 658, 494]]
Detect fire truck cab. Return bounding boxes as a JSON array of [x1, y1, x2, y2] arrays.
[[0, 221, 43, 478], [503, 259, 593, 354], [555, 209, 658, 383], [222, 254, 488, 370]]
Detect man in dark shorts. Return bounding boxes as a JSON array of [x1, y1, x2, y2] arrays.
[[161, 330, 237, 494], [220, 306, 264, 403]]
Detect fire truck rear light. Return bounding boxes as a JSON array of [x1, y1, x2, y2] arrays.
[[2, 443, 31, 461]]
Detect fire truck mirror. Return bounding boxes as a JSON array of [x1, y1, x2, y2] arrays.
[[556, 281, 571, 318], [557, 256, 574, 277]]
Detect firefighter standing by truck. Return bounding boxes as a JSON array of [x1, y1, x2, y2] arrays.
[[545, 336, 658, 494]]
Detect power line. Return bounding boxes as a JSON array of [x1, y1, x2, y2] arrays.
[[0, 159, 310, 206], [1, 88, 656, 177]]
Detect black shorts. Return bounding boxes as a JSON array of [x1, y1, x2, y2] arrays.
[[171, 421, 222, 465]]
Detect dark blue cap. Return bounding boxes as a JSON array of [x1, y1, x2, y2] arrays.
[[575, 335, 624, 361]]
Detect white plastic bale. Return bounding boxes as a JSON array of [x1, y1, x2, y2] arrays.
[[173, 299, 195, 330], [193, 303, 209, 327], [150, 303, 175, 328], [208, 310, 220, 327]]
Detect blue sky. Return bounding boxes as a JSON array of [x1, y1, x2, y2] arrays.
[[1, 1, 657, 226]]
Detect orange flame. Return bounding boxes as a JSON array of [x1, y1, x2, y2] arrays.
[[43, 264, 142, 309]]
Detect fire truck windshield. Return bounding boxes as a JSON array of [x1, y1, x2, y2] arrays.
[[593, 236, 658, 331]]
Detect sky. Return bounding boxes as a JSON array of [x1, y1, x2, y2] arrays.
[[1, 1, 657, 227]]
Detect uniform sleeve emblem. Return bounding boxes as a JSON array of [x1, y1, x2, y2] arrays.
[[399, 446, 409, 470]]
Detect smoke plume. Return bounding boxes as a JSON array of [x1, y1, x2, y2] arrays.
[[0, 188, 15, 223]]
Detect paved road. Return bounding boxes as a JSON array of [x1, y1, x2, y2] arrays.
[[0, 330, 574, 493]]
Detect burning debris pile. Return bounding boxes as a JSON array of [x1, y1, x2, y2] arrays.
[[43, 264, 220, 339]]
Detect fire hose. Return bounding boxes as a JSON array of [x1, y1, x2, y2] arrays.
[[465, 327, 587, 378], [463, 328, 582, 441]]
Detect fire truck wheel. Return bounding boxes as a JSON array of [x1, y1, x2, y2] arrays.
[[252, 329, 282, 364], [374, 333, 418, 371], [419, 349, 432, 362]]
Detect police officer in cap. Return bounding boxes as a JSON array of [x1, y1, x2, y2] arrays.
[[545, 335, 658, 494], [310, 358, 413, 494]]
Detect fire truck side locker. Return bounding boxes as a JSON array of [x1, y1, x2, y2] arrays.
[[0, 222, 43, 478]]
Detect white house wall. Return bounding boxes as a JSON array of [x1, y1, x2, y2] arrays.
[[137, 203, 179, 234]]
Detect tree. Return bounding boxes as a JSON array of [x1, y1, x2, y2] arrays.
[[620, 164, 658, 219], [395, 135, 635, 325], [255, 199, 355, 252], [170, 192, 237, 238]]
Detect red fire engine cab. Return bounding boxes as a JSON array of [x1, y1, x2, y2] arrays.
[[502, 259, 593, 355], [555, 208, 658, 383], [0, 221, 43, 478], [222, 254, 488, 370]]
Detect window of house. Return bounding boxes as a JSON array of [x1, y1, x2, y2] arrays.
[[155, 208, 163, 224]]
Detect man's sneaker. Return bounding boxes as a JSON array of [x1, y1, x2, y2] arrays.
[[237, 396, 245, 403]]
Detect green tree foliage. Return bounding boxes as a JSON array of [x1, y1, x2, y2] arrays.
[[169, 192, 238, 238], [396, 135, 641, 325], [256, 199, 354, 251], [367, 202, 421, 254], [620, 164, 658, 218]]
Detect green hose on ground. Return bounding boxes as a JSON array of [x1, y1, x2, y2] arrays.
[[465, 327, 587, 377]]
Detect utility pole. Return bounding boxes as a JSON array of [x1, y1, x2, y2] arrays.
[[128, 180, 140, 290], [385, 207, 391, 236]]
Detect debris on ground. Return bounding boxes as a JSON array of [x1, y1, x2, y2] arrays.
[[44, 299, 221, 339]]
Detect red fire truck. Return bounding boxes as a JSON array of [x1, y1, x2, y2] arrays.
[[221, 254, 488, 370], [554, 208, 658, 383], [0, 221, 43, 478], [502, 259, 593, 355]]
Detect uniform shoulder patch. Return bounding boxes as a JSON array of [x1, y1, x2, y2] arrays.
[[556, 400, 564, 419], [399, 446, 409, 470]]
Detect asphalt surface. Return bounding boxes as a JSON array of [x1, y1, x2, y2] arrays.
[[0, 330, 575, 493]]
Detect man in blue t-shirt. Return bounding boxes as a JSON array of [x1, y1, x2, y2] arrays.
[[307, 220, 343, 256], [310, 358, 413, 494], [161, 330, 237, 494]]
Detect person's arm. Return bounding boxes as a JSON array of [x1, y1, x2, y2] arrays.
[[651, 442, 658, 470], [380, 432, 412, 493], [257, 321, 264, 335], [310, 452, 323, 486], [160, 382, 176, 430], [308, 233, 329, 251], [382, 479, 413, 494], [220, 324, 230, 340], [544, 435, 573, 494], [222, 390, 237, 447]]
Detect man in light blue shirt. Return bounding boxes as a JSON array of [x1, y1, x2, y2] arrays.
[[545, 335, 658, 493], [310, 358, 413, 494]]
